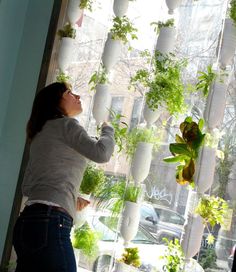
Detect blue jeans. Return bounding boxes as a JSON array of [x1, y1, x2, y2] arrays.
[[13, 204, 76, 272]]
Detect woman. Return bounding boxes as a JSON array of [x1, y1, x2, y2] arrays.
[[12, 82, 115, 272]]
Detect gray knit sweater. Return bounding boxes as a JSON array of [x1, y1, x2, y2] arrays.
[[22, 117, 115, 221]]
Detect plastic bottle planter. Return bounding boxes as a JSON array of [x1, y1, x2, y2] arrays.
[[227, 163, 236, 199], [219, 19, 236, 69], [74, 248, 81, 269], [195, 146, 216, 194], [120, 201, 140, 245], [156, 27, 176, 54], [131, 142, 153, 184], [92, 84, 112, 125], [181, 215, 204, 259], [113, 0, 129, 17], [165, 0, 182, 14], [101, 33, 122, 72], [204, 80, 227, 130], [143, 101, 162, 128], [74, 193, 90, 227], [185, 191, 199, 217], [58, 37, 75, 71], [67, 0, 83, 24], [115, 262, 137, 272]]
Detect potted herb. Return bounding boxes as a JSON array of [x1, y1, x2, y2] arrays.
[[109, 109, 128, 153], [195, 195, 229, 244], [102, 16, 138, 71], [150, 19, 175, 34], [79, 0, 94, 11], [196, 65, 217, 97], [163, 117, 205, 187], [80, 164, 106, 196], [219, 0, 236, 68], [71, 222, 99, 260], [57, 23, 76, 71], [120, 184, 142, 244], [160, 238, 184, 272], [116, 247, 141, 271], [130, 51, 188, 116], [90, 66, 111, 125], [127, 126, 161, 184]]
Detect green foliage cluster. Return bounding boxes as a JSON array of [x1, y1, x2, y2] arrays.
[[124, 184, 141, 203], [110, 16, 138, 44], [161, 238, 184, 272], [150, 19, 175, 34], [196, 65, 217, 97], [109, 110, 129, 153], [56, 71, 71, 84], [164, 117, 205, 187], [72, 222, 99, 259], [130, 51, 188, 116], [79, 0, 94, 11], [80, 164, 106, 195], [57, 23, 76, 39], [198, 248, 217, 269], [119, 247, 141, 268], [126, 126, 161, 158], [230, 0, 236, 24], [89, 66, 109, 91], [195, 195, 229, 244]]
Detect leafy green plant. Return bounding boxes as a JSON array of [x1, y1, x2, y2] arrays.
[[126, 126, 161, 159], [109, 109, 128, 153], [80, 164, 106, 195], [196, 65, 217, 97], [79, 0, 94, 11], [119, 247, 141, 268], [198, 248, 217, 269], [230, 0, 236, 25], [195, 195, 229, 244], [56, 71, 71, 84], [57, 23, 76, 39], [130, 51, 188, 116], [160, 238, 184, 272], [124, 184, 141, 203], [110, 16, 138, 44], [89, 65, 109, 91], [71, 222, 99, 259], [163, 117, 205, 187], [150, 19, 175, 34]]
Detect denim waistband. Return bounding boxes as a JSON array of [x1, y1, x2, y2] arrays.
[[23, 203, 73, 222]]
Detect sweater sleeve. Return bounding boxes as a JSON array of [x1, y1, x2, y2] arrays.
[[63, 118, 115, 163]]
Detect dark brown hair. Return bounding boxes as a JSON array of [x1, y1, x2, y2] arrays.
[[27, 82, 68, 140]]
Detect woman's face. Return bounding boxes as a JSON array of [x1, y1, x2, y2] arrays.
[[60, 90, 83, 117]]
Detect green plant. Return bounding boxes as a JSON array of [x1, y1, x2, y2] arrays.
[[124, 184, 141, 203], [71, 222, 99, 259], [89, 65, 109, 91], [126, 126, 161, 159], [130, 51, 188, 116], [79, 0, 94, 11], [109, 109, 128, 153], [160, 238, 184, 272], [198, 248, 217, 269], [230, 0, 236, 24], [119, 247, 141, 268], [163, 117, 205, 187], [80, 164, 106, 195], [56, 71, 71, 84], [95, 177, 126, 216], [110, 16, 138, 44], [150, 19, 175, 34], [196, 65, 217, 97], [195, 195, 229, 244], [57, 23, 76, 39]]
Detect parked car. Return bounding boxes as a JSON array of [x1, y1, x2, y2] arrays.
[[78, 211, 167, 272], [139, 203, 185, 241]]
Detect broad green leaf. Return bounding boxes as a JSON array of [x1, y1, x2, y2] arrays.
[[170, 143, 192, 156], [163, 155, 186, 163]]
